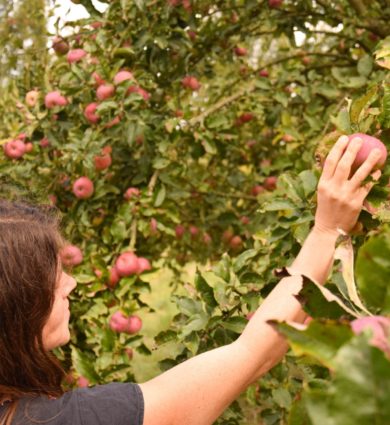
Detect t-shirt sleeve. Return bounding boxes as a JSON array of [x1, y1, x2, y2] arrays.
[[76, 382, 144, 425]]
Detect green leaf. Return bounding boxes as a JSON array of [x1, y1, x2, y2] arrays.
[[357, 55, 373, 77], [71, 345, 100, 382], [355, 229, 390, 313], [233, 249, 258, 273], [154, 184, 166, 207], [222, 316, 248, 334], [195, 272, 218, 309]]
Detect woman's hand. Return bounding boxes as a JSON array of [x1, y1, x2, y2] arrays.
[[314, 134, 382, 236]]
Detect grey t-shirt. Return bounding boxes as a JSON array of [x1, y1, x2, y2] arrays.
[[2, 382, 144, 425]]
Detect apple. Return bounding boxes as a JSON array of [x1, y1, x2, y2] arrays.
[[109, 311, 131, 333], [269, 0, 283, 8], [150, 218, 158, 234], [259, 69, 269, 77], [234, 46, 247, 56], [115, 251, 139, 276], [229, 235, 243, 250], [239, 112, 254, 123], [3, 139, 26, 159], [264, 176, 277, 191], [114, 70, 134, 84], [94, 268, 103, 279], [189, 225, 199, 237], [137, 257, 151, 273], [181, 76, 201, 91], [92, 72, 105, 86], [25, 90, 39, 107], [44, 91, 67, 109], [127, 315, 143, 334], [102, 146, 112, 155], [84, 103, 100, 124], [240, 216, 250, 225], [251, 185, 265, 196], [351, 316, 390, 354], [108, 266, 120, 288], [72, 177, 94, 199], [52, 36, 69, 55], [124, 187, 140, 200], [125, 348, 133, 360], [24, 142, 33, 153], [222, 229, 234, 244], [127, 85, 150, 101], [96, 84, 115, 101], [348, 133, 387, 171], [175, 225, 185, 239], [94, 153, 112, 171], [67, 49, 87, 64], [77, 376, 90, 388], [40, 137, 50, 148], [203, 232, 212, 245], [91, 21, 103, 29], [104, 116, 121, 128], [60, 245, 83, 267]]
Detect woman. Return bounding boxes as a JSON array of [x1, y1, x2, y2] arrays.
[[0, 135, 383, 425]]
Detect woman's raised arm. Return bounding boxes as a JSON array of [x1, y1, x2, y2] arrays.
[[139, 135, 382, 425]]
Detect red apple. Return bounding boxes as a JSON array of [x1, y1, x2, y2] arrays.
[[259, 69, 269, 77], [175, 225, 185, 239], [108, 266, 120, 288], [25, 90, 39, 107], [348, 133, 387, 171], [124, 187, 140, 200], [181, 76, 201, 91], [25, 142, 33, 153], [137, 257, 151, 273], [60, 245, 83, 267], [127, 315, 143, 334], [115, 252, 139, 276], [114, 70, 134, 84], [125, 348, 133, 360], [110, 311, 131, 333], [104, 116, 122, 128], [229, 235, 243, 250], [222, 229, 234, 244], [91, 21, 103, 29], [269, 0, 283, 8], [240, 216, 250, 225], [44, 91, 68, 109], [94, 153, 112, 171], [251, 185, 265, 196], [40, 137, 50, 148], [150, 218, 158, 234], [67, 49, 87, 63], [234, 46, 247, 56], [97, 84, 115, 101], [264, 176, 277, 191], [84, 103, 100, 124], [3, 139, 26, 159], [72, 177, 94, 199], [238, 112, 254, 123], [92, 72, 105, 86], [94, 268, 103, 279], [189, 225, 199, 237], [77, 376, 90, 388]]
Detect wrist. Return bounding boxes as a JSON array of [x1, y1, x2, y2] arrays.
[[312, 224, 342, 241]]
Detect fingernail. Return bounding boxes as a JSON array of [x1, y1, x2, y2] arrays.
[[339, 135, 349, 143]]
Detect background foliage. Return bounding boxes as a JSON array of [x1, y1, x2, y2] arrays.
[[1, 0, 390, 423]]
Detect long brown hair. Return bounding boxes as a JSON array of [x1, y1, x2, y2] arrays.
[[0, 198, 67, 424]]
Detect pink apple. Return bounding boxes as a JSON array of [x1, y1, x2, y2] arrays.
[[77, 376, 90, 388], [189, 225, 199, 237], [40, 137, 50, 148], [84, 103, 100, 124], [137, 257, 151, 273], [114, 70, 134, 84], [94, 153, 112, 171], [240, 216, 250, 225], [67, 49, 87, 63], [97, 84, 115, 101], [251, 185, 265, 196], [124, 187, 140, 200], [351, 316, 390, 355], [25, 90, 39, 107], [229, 235, 243, 250], [44, 91, 68, 109], [104, 116, 122, 128], [92, 72, 105, 86], [127, 315, 142, 334], [127, 85, 150, 101], [150, 218, 158, 234], [3, 139, 26, 159], [60, 245, 83, 267], [72, 177, 94, 199], [115, 252, 139, 276], [348, 133, 387, 171], [109, 311, 131, 333]]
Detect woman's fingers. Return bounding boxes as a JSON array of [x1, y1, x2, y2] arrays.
[[321, 135, 350, 180], [332, 136, 364, 182], [349, 149, 382, 189]]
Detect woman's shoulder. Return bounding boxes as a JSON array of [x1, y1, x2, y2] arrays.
[[13, 382, 144, 425]]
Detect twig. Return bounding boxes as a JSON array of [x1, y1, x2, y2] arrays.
[[147, 170, 160, 196]]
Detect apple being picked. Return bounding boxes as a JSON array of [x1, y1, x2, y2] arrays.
[[348, 133, 387, 172]]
